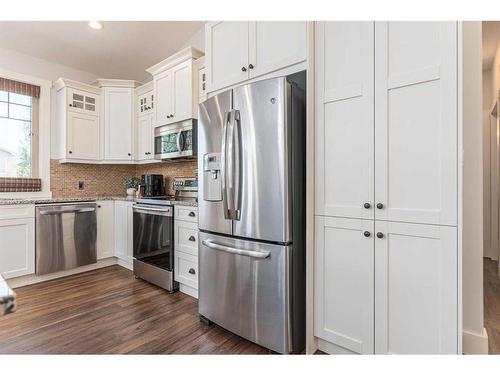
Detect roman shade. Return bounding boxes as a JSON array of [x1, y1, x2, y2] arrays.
[[0, 177, 41, 192], [0, 77, 40, 98]]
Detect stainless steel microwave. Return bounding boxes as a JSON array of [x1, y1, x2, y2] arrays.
[[154, 119, 197, 160]]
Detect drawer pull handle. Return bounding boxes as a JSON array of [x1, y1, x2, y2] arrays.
[[188, 211, 196, 217], [188, 268, 196, 275], [189, 235, 196, 242]]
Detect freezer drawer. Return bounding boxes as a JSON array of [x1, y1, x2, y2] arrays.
[[198, 231, 304, 353]]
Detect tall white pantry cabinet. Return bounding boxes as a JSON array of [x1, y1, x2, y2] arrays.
[[314, 21, 460, 354]]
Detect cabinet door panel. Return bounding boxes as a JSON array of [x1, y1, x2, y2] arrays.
[[0, 218, 35, 279], [67, 88, 99, 116], [314, 216, 374, 354], [104, 88, 133, 160], [315, 21, 374, 219], [137, 114, 153, 160], [67, 112, 99, 159], [171, 61, 193, 123], [154, 70, 173, 126], [114, 202, 127, 260], [96, 201, 114, 259], [374, 221, 457, 354], [206, 21, 249, 92], [249, 21, 307, 78], [374, 22, 457, 225]]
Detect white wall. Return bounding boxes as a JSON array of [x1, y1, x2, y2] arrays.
[[483, 68, 494, 260], [462, 21, 489, 354], [182, 25, 205, 52]]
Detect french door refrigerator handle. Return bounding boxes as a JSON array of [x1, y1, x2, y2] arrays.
[[202, 239, 270, 259], [221, 110, 231, 219], [233, 109, 241, 220]]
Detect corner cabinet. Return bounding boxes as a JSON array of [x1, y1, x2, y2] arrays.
[[205, 21, 307, 93], [95, 80, 142, 162], [54, 79, 101, 161], [147, 47, 204, 127], [314, 21, 460, 354]]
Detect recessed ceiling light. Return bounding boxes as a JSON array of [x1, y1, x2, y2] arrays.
[[88, 21, 103, 30]]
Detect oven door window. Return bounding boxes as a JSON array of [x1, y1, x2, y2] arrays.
[[133, 209, 173, 271]]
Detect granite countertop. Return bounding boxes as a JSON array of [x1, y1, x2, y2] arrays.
[[0, 196, 198, 207], [0, 274, 15, 316]]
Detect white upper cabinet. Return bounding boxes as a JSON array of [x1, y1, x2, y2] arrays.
[[205, 21, 307, 93], [54, 78, 101, 162], [315, 21, 375, 220], [147, 47, 203, 127], [314, 216, 374, 354], [102, 86, 134, 160], [67, 112, 100, 160], [206, 21, 249, 92], [374, 221, 457, 354], [249, 21, 307, 79], [374, 22, 457, 226], [196, 57, 207, 103], [154, 70, 173, 126], [138, 90, 154, 117], [137, 113, 154, 161]]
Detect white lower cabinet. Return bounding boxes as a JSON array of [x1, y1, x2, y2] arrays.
[[315, 216, 458, 354], [114, 200, 134, 265], [374, 221, 457, 354], [174, 205, 198, 298], [96, 201, 115, 259], [314, 216, 374, 354], [0, 205, 35, 279]]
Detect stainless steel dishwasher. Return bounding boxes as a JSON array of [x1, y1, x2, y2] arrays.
[[35, 202, 97, 275]]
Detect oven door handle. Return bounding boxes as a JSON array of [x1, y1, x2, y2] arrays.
[[176, 130, 183, 152], [202, 239, 270, 259], [133, 206, 172, 216]]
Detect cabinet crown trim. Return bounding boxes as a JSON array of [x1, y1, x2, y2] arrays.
[[93, 79, 143, 88], [146, 46, 204, 76], [54, 78, 101, 95], [136, 81, 153, 95]]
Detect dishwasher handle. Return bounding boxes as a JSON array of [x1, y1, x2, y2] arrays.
[[39, 207, 96, 215], [202, 239, 270, 259]]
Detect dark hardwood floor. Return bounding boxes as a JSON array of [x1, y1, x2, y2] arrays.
[[0, 266, 270, 354], [484, 258, 500, 354]]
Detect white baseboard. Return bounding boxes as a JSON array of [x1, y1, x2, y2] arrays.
[[317, 338, 357, 355], [116, 258, 133, 271], [463, 328, 489, 354], [179, 284, 198, 299], [8, 257, 118, 288]]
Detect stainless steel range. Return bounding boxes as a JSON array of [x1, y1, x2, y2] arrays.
[[132, 177, 197, 292]]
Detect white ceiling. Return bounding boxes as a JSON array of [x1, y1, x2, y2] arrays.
[[0, 21, 204, 82], [483, 21, 500, 70]]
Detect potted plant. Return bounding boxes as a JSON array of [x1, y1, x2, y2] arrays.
[[123, 176, 140, 197]]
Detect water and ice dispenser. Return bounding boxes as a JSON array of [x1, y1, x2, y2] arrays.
[[203, 153, 222, 201]]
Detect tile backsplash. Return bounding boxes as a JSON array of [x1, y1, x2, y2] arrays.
[[50, 159, 198, 198]]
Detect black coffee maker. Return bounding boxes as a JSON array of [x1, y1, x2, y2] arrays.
[[140, 174, 165, 197]]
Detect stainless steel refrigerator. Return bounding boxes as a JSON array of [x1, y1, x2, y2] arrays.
[[197, 73, 306, 353]]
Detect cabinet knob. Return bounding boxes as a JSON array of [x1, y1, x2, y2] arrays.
[[248, 64, 254, 69], [68, 150, 73, 154], [241, 66, 247, 72], [97, 205, 101, 208], [363, 203, 371, 209], [188, 211, 196, 217], [376, 203, 384, 209], [69, 104, 73, 107], [188, 235, 196, 242], [128, 153, 131, 156], [363, 231, 371, 238], [376, 232, 384, 239], [188, 268, 196, 275]]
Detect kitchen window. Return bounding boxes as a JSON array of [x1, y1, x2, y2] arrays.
[[0, 77, 41, 193], [0, 90, 38, 178]]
